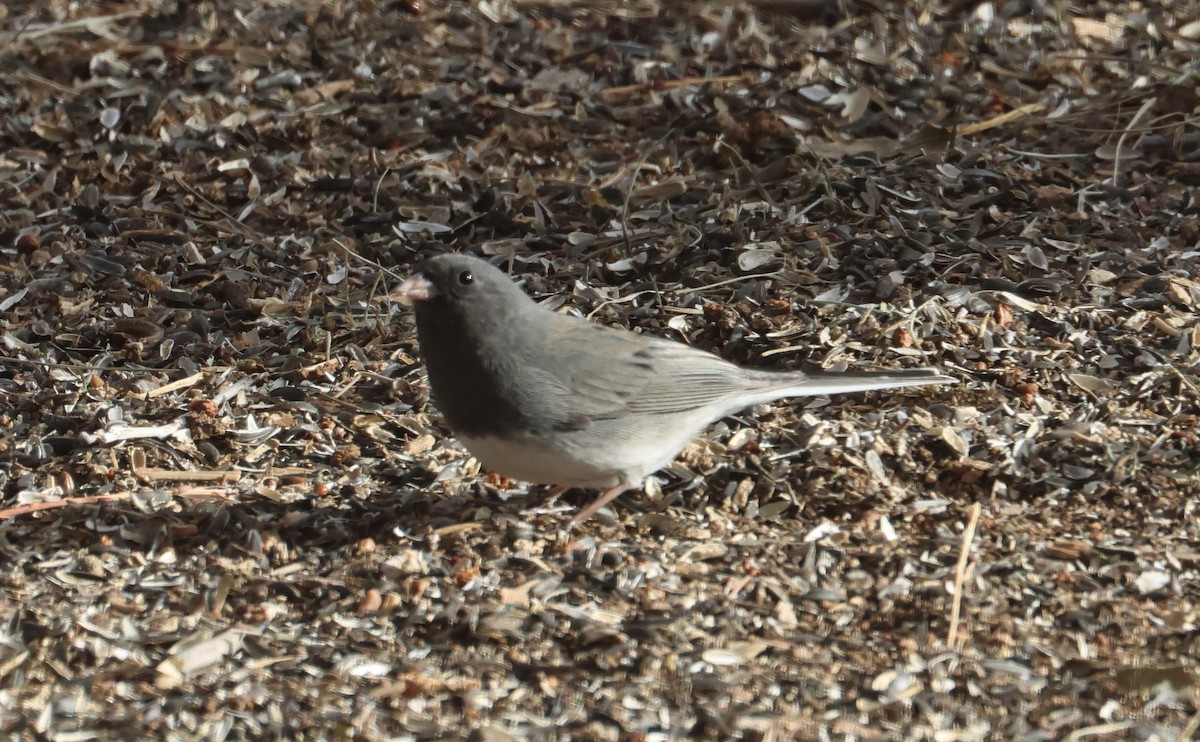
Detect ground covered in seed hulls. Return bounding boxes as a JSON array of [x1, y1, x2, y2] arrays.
[[1, 0, 1199, 739]]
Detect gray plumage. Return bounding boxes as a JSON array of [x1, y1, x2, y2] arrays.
[[400, 253, 955, 526]]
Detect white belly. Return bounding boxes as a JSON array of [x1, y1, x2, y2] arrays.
[[456, 433, 624, 488], [456, 426, 698, 489]]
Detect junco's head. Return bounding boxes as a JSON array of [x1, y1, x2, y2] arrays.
[[398, 254, 530, 314]]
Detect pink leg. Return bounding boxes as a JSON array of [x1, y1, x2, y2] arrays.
[[567, 485, 628, 529]]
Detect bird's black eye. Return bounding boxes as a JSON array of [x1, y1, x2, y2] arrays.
[[457, 270, 474, 286]]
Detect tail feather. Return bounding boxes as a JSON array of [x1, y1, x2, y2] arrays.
[[747, 367, 957, 400]]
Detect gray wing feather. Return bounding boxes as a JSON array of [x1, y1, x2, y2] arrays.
[[520, 314, 952, 431], [543, 325, 768, 419]]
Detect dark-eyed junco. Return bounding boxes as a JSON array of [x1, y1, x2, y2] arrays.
[[399, 253, 955, 528]]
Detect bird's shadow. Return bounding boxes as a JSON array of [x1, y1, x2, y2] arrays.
[[1, 486, 474, 558]]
